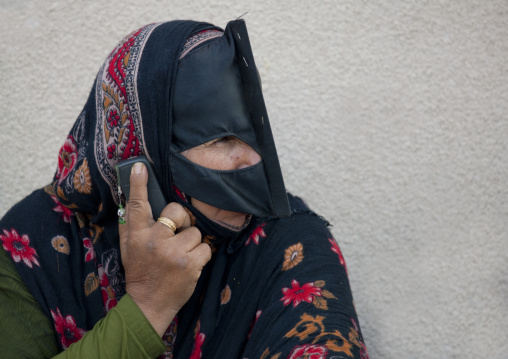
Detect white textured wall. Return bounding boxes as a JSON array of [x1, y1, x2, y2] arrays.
[[1, 1, 507, 358]]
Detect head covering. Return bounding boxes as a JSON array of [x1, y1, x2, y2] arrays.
[[171, 21, 290, 218], [0, 19, 288, 352]]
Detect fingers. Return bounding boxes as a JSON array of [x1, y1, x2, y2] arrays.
[[155, 202, 193, 235], [127, 162, 154, 231]]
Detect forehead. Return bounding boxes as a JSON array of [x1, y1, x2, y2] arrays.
[[171, 35, 258, 153]]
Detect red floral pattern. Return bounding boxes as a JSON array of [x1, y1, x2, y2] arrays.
[[189, 322, 205, 359], [56, 136, 78, 184], [51, 195, 74, 223], [50, 308, 86, 349], [82, 238, 96, 262], [329, 237, 348, 275], [1, 228, 40, 268], [288, 344, 328, 359], [98, 265, 118, 312], [247, 310, 262, 339], [245, 223, 266, 246], [281, 280, 323, 308]]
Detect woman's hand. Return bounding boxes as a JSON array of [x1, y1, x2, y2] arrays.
[[118, 162, 212, 337]]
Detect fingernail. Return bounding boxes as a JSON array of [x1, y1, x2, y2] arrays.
[[132, 162, 144, 174]]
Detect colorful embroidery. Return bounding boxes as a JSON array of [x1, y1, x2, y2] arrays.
[[221, 284, 231, 304], [51, 308, 86, 349], [161, 317, 178, 358], [1, 228, 40, 268], [260, 348, 281, 359], [247, 310, 262, 338], [98, 265, 118, 312], [245, 223, 266, 246], [288, 344, 328, 359], [51, 236, 70, 255], [101, 249, 125, 298], [51, 195, 74, 223], [56, 136, 78, 184], [282, 243, 304, 271], [312, 280, 338, 310], [281, 280, 323, 308], [83, 237, 96, 262], [329, 237, 348, 274], [284, 313, 369, 358], [84, 272, 100, 296], [190, 321, 205, 359], [73, 158, 92, 194], [94, 24, 159, 204]]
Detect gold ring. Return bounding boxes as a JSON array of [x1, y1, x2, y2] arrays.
[[157, 217, 177, 232]]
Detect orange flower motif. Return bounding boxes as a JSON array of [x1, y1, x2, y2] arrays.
[[221, 285, 231, 304], [73, 159, 92, 194], [51, 236, 70, 255], [282, 243, 304, 271]]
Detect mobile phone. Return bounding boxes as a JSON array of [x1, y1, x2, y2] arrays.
[[115, 156, 167, 219]]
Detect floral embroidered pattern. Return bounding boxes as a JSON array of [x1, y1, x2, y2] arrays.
[[56, 136, 78, 184], [84, 272, 99, 296], [51, 195, 74, 223], [1, 229, 40, 268], [190, 321, 205, 359], [312, 280, 338, 310], [245, 223, 266, 246], [247, 310, 262, 339], [350, 319, 369, 359], [83, 238, 95, 262], [101, 249, 125, 298], [288, 344, 328, 359], [329, 237, 348, 274], [94, 24, 158, 204], [281, 280, 322, 308], [98, 265, 118, 312], [161, 317, 178, 358], [282, 243, 304, 271], [51, 235, 70, 255], [51, 308, 86, 349], [73, 158, 92, 194], [284, 313, 369, 358], [221, 285, 231, 305]]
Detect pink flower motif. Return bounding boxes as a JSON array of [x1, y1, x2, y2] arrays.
[[281, 279, 322, 307], [50, 308, 86, 349], [51, 195, 74, 223], [288, 344, 328, 359], [98, 265, 118, 312], [352, 318, 370, 359], [329, 237, 348, 275], [82, 238, 95, 262], [56, 136, 78, 184], [245, 223, 266, 246], [247, 310, 262, 339], [189, 327, 205, 359], [1, 228, 40, 268]]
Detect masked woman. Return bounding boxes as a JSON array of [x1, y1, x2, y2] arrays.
[[0, 19, 369, 358]]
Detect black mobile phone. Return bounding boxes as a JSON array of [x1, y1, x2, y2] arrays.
[[115, 156, 167, 219]]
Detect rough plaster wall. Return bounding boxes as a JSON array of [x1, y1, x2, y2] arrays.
[[1, 1, 507, 358]]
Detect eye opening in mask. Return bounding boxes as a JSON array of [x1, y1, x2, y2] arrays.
[[179, 135, 262, 171]]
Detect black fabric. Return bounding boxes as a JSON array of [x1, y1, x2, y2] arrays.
[[171, 20, 291, 218]]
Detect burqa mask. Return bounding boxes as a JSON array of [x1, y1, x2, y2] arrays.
[[170, 20, 290, 218]]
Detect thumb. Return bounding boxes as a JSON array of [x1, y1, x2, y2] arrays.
[[125, 162, 153, 231]]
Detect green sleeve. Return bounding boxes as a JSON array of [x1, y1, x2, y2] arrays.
[[0, 248, 166, 358]]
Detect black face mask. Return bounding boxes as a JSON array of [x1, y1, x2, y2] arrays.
[[170, 20, 290, 218]]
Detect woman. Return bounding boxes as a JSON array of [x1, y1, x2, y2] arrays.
[[0, 19, 368, 358]]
